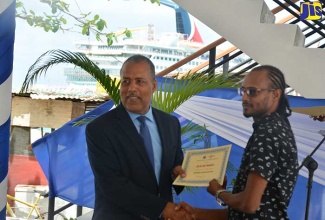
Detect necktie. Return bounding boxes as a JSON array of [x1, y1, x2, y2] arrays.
[[137, 116, 155, 169]]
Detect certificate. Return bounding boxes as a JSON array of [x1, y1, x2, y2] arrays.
[[173, 144, 232, 186]]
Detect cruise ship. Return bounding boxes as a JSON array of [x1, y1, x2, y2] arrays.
[[64, 0, 214, 86], [63, 0, 252, 86], [64, 27, 211, 85]]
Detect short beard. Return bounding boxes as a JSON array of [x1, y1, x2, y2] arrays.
[[243, 113, 251, 118]]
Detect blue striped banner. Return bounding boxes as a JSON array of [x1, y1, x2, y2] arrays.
[[0, 0, 15, 219]]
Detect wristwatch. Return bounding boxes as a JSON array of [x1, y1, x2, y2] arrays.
[[215, 189, 227, 206]]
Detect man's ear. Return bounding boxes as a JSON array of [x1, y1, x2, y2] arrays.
[[152, 79, 157, 92], [273, 89, 281, 101]]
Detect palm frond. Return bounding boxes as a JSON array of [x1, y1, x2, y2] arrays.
[[152, 72, 235, 114], [226, 161, 238, 175], [181, 121, 207, 140], [19, 49, 121, 105], [184, 186, 199, 194], [72, 115, 98, 127]]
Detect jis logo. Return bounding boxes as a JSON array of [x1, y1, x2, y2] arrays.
[[300, 1, 322, 20]]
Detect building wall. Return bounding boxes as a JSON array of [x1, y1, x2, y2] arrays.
[[7, 155, 48, 196], [11, 97, 86, 129], [8, 97, 86, 198], [10, 126, 32, 156]]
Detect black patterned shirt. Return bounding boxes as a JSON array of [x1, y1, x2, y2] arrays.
[[228, 112, 299, 220]]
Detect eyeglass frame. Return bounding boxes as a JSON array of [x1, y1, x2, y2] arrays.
[[238, 87, 276, 97]]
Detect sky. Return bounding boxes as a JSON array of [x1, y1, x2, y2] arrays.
[[12, 0, 221, 90]]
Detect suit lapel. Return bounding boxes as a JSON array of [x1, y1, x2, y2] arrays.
[[115, 105, 157, 182]]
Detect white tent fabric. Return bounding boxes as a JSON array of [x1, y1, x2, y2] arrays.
[[175, 96, 325, 186]]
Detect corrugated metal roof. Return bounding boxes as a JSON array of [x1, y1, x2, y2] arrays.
[[12, 85, 108, 102]]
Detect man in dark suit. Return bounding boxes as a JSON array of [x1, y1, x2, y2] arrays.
[[86, 55, 194, 220]]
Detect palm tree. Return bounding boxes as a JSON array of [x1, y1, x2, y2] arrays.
[[20, 48, 239, 149], [21, 49, 237, 110]]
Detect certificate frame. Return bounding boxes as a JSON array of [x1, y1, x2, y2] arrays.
[[173, 144, 232, 187]]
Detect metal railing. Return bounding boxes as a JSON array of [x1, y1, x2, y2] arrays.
[[157, 0, 325, 80]]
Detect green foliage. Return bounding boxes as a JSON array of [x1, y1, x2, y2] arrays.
[[16, 0, 159, 45], [20, 49, 236, 110], [190, 125, 211, 147], [72, 115, 98, 127], [152, 72, 234, 114], [125, 30, 132, 38], [181, 123, 210, 151], [20, 49, 237, 130], [106, 33, 114, 46], [181, 122, 207, 140], [19, 50, 121, 105], [16, 0, 69, 33]]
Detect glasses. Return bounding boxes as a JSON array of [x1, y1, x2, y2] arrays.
[[238, 87, 276, 97]]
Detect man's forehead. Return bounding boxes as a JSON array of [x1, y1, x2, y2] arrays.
[[121, 76, 146, 79], [243, 70, 269, 85], [246, 70, 268, 80]]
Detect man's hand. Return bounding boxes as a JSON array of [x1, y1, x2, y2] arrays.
[[207, 179, 223, 196], [174, 201, 195, 214], [162, 202, 195, 220], [172, 165, 186, 179], [222, 176, 227, 189]]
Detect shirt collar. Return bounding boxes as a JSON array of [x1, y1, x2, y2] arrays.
[[252, 112, 280, 129], [126, 107, 154, 122]]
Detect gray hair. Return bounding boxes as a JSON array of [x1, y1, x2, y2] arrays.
[[120, 54, 155, 79]]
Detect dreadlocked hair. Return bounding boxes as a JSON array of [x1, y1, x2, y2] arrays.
[[251, 65, 292, 120]]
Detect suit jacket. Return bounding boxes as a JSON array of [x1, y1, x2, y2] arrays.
[[86, 104, 184, 220]]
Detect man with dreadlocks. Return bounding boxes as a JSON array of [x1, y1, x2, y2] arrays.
[[176, 65, 299, 220]]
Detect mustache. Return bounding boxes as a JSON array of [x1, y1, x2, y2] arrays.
[[242, 101, 252, 107], [126, 92, 138, 97]]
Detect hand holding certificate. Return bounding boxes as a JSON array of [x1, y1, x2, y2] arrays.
[[173, 144, 232, 186]]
